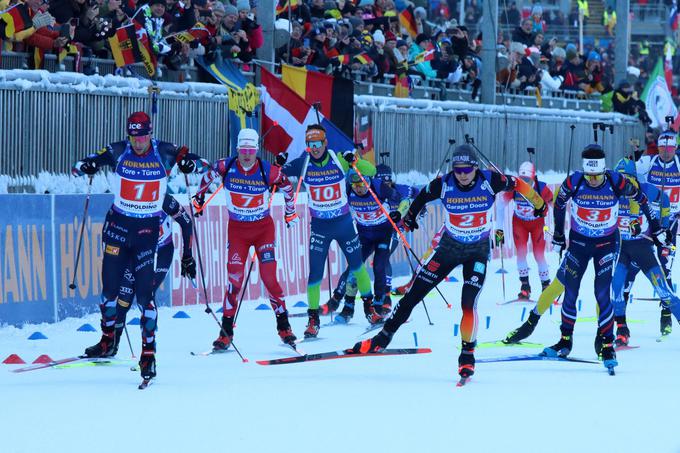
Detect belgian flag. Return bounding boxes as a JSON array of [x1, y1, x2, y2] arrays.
[[398, 5, 418, 38], [108, 22, 156, 77], [353, 52, 373, 65], [1, 3, 32, 39]]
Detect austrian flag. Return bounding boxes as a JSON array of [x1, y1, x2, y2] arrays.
[[259, 67, 354, 159]]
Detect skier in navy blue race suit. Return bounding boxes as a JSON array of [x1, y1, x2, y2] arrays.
[[351, 145, 547, 381], [609, 157, 680, 346], [542, 145, 667, 373], [635, 130, 680, 336], [72, 111, 205, 380], [321, 170, 410, 323], [113, 194, 196, 354]]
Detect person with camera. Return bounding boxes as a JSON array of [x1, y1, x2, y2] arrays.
[[215, 3, 252, 62], [71, 111, 205, 384]]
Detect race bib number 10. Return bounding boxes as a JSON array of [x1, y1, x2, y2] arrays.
[[310, 183, 342, 202]]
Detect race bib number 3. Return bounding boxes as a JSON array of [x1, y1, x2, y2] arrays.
[[120, 179, 160, 202], [576, 206, 611, 223], [310, 183, 342, 203]]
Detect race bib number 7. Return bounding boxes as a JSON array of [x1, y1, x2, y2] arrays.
[[120, 179, 160, 202], [230, 192, 264, 208]]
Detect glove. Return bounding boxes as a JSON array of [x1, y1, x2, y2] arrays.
[[652, 228, 673, 247], [285, 211, 299, 228], [192, 193, 205, 217], [389, 211, 402, 223], [402, 212, 418, 231], [32, 11, 55, 29], [494, 229, 505, 247], [181, 255, 196, 279], [178, 157, 196, 174], [80, 160, 98, 175], [534, 202, 548, 218], [552, 231, 566, 252], [628, 219, 642, 237], [342, 150, 356, 164], [275, 152, 288, 167]]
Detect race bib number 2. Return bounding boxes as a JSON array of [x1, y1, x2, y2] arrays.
[[120, 179, 160, 202], [449, 211, 487, 228]]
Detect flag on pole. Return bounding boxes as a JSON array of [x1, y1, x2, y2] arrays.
[[108, 22, 157, 77], [642, 58, 678, 129]]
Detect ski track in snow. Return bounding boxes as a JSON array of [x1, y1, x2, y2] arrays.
[[1, 253, 679, 453]]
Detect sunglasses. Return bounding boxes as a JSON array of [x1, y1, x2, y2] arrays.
[[453, 166, 475, 174], [307, 140, 324, 149], [584, 173, 604, 182], [238, 148, 257, 155]]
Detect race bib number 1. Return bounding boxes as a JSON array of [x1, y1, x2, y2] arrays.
[[120, 179, 160, 202]]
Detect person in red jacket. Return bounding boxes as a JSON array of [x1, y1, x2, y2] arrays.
[[496, 161, 554, 300]]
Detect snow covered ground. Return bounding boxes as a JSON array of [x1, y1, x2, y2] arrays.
[[1, 252, 679, 453]]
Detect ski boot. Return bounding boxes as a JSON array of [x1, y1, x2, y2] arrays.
[[381, 295, 393, 316], [660, 306, 673, 336], [333, 297, 355, 324], [615, 319, 630, 347], [541, 279, 551, 291], [363, 295, 385, 325], [458, 341, 476, 380], [320, 293, 342, 316], [276, 311, 297, 347], [212, 316, 234, 351], [517, 277, 531, 301], [392, 279, 413, 296], [349, 329, 393, 354], [84, 330, 116, 358], [542, 335, 572, 358], [600, 342, 618, 374], [111, 325, 124, 357], [139, 343, 156, 381], [503, 311, 540, 344], [304, 309, 320, 338]]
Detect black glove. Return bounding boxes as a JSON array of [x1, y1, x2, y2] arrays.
[[534, 202, 548, 218], [389, 211, 402, 223], [552, 231, 566, 251], [192, 193, 205, 217], [652, 228, 672, 247], [275, 152, 288, 167], [178, 158, 196, 174], [494, 229, 505, 247], [402, 211, 418, 231], [628, 219, 642, 237], [181, 255, 196, 279], [342, 150, 356, 164], [80, 160, 98, 175]]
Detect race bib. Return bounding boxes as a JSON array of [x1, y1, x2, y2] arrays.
[[445, 211, 490, 241], [120, 179, 160, 202]]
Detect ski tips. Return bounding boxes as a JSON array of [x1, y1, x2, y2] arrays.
[[242, 358, 249, 363]]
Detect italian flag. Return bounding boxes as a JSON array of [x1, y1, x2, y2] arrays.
[[642, 57, 679, 130]]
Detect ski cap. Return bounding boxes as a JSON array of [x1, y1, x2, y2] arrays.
[[451, 144, 478, 167], [127, 111, 151, 136], [348, 169, 367, 185], [614, 157, 637, 178], [237, 128, 259, 149], [581, 144, 606, 175], [305, 124, 326, 142], [658, 130, 677, 148], [518, 161, 535, 179], [375, 163, 393, 182]]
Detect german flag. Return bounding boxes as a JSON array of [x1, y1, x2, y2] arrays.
[[275, 0, 300, 16], [398, 5, 418, 38], [31, 47, 44, 69], [335, 54, 350, 65], [167, 22, 210, 44], [108, 22, 156, 77], [0, 3, 32, 39], [353, 52, 373, 65]]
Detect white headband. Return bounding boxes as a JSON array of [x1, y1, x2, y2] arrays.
[[583, 158, 606, 175]]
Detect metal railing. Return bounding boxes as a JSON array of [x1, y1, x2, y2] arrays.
[[357, 95, 644, 175]]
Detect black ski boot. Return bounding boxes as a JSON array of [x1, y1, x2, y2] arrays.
[[139, 354, 156, 380], [614, 316, 630, 347], [517, 276, 531, 300], [334, 297, 355, 324], [503, 311, 540, 344], [381, 295, 393, 315], [213, 316, 234, 351], [660, 306, 673, 336], [362, 295, 384, 325], [458, 341, 476, 382], [541, 279, 551, 291], [350, 329, 393, 353], [542, 335, 572, 358], [276, 311, 297, 347], [600, 341, 618, 374], [320, 293, 342, 316], [84, 330, 116, 358]]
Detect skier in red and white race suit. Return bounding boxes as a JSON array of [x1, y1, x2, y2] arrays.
[[194, 128, 300, 350], [496, 161, 554, 300]]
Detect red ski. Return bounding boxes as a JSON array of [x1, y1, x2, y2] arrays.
[[256, 348, 431, 366]]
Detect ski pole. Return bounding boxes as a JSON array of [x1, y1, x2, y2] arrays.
[[402, 244, 434, 325], [435, 138, 456, 178], [193, 183, 223, 213], [566, 124, 576, 176], [69, 174, 94, 290], [351, 162, 452, 309], [123, 325, 136, 359], [499, 244, 507, 301]]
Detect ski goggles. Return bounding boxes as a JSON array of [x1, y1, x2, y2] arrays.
[[306, 140, 324, 150], [453, 165, 475, 174], [237, 147, 257, 155], [584, 173, 605, 185]]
